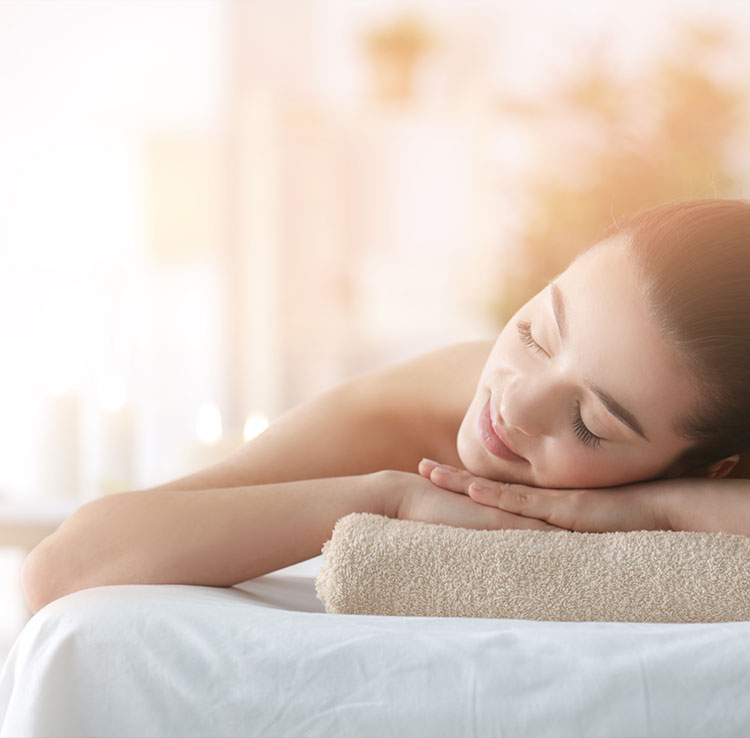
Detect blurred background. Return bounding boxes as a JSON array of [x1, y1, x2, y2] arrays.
[[0, 0, 748, 659]]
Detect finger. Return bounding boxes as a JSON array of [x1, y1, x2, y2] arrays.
[[468, 482, 543, 518], [429, 467, 473, 494], [418, 458, 459, 477], [485, 506, 567, 532], [513, 518, 566, 532], [468, 483, 576, 530], [469, 483, 577, 528], [417, 459, 435, 478], [503, 512, 566, 531]]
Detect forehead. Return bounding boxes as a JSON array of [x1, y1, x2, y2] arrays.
[[554, 241, 696, 440]]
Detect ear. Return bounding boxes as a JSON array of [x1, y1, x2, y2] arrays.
[[691, 454, 740, 479]]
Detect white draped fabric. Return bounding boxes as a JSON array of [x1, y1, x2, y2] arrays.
[[2, 555, 749, 738]]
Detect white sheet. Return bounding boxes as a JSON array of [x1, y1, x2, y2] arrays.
[[2, 554, 750, 738]]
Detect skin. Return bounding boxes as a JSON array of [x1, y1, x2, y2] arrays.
[[408, 235, 745, 533], [23, 235, 750, 612], [455, 235, 736, 489]]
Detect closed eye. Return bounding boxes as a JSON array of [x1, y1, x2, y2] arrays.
[[516, 320, 548, 357], [516, 319, 603, 451], [572, 402, 601, 449]]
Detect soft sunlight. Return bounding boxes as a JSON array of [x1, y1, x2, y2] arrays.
[[0, 0, 749, 693], [195, 403, 223, 445], [243, 413, 270, 442]]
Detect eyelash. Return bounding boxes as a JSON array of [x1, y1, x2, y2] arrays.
[[516, 320, 602, 450], [517, 320, 547, 356], [571, 402, 601, 449]]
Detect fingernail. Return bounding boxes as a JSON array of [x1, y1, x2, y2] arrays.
[[421, 459, 459, 472], [469, 483, 486, 492], [439, 463, 460, 472], [432, 467, 452, 476]]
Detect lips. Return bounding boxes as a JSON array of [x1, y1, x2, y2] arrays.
[[477, 398, 528, 463]]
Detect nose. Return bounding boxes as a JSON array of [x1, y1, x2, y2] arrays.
[[499, 373, 563, 437]]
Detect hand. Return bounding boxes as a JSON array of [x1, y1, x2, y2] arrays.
[[417, 459, 671, 533], [372, 469, 564, 532]]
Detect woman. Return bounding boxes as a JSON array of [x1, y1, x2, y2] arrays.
[[22, 198, 750, 613]]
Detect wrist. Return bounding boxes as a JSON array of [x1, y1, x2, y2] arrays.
[[641, 476, 713, 532], [361, 469, 406, 520], [631, 479, 680, 531]]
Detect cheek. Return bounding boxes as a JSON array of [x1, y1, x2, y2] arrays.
[[533, 434, 641, 488], [535, 441, 658, 489], [533, 440, 592, 486]]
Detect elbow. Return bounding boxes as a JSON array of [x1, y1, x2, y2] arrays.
[[22, 497, 137, 613], [21, 530, 90, 614], [22, 536, 60, 614]]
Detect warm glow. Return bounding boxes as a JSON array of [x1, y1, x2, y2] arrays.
[[99, 374, 128, 412], [243, 413, 270, 441], [0, 0, 747, 503], [196, 402, 222, 444], [42, 365, 77, 398]]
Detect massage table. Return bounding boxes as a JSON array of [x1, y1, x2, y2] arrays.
[[1, 553, 749, 737]]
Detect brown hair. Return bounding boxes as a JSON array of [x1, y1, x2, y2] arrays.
[[595, 199, 750, 477]]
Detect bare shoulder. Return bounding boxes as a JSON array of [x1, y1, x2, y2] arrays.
[[352, 340, 493, 416], [347, 339, 493, 465], [148, 340, 493, 491]]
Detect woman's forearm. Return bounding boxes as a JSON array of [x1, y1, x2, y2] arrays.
[[22, 473, 397, 614], [660, 477, 750, 535]]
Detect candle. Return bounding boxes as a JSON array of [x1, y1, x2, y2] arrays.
[[243, 412, 269, 441], [38, 388, 82, 501], [179, 403, 243, 475], [97, 374, 134, 495]]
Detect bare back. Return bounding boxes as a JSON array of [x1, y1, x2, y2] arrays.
[[149, 341, 494, 493], [148, 335, 750, 495]]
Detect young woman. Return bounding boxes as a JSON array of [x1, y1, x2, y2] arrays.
[[23, 199, 750, 614]]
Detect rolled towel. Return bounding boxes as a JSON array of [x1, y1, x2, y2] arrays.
[[315, 513, 750, 622]]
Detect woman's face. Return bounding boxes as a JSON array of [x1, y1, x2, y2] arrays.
[[457, 237, 698, 488]]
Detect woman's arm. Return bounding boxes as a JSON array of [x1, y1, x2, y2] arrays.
[[657, 477, 750, 534], [418, 460, 750, 535], [23, 463, 566, 615], [22, 341, 491, 613], [21, 473, 396, 615]]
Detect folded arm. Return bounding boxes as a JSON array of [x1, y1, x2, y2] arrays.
[[419, 459, 750, 535], [21, 473, 399, 615], [21, 342, 493, 613]]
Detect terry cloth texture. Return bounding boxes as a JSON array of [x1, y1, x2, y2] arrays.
[[315, 513, 750, 622]]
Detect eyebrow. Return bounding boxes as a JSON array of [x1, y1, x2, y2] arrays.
[[550, 282, 567, 341], [588, 384, 648, 441], [549, 282, 649, 441]]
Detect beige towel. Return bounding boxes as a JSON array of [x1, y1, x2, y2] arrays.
[[315, 513, 750, 622]]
